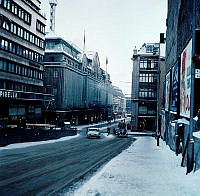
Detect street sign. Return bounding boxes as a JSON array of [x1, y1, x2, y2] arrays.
[[195, 69, 200, 78]]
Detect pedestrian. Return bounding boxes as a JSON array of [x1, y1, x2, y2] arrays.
[[107, 127, 110, 136], [113, 127, 116, 135]]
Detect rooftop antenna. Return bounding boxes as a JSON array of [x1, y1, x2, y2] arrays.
[[49, 0, 58, 32]]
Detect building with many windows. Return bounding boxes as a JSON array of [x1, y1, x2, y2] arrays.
[[44, 32, 113, 125], [112, 86, 125, 119], [131, 43, 160, 131], [0, 0, 52, 125]]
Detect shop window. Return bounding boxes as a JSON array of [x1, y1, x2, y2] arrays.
[[0, 59, 3, 70], [18, 106, 25, 115], [139, 106, 147, 114], [28, 105, 34, 113]]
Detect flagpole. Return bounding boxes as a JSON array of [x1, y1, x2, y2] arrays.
[[83, 30, 86, 53]]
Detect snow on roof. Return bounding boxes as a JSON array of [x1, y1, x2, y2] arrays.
[[86, 51, 97, 60], [45, 31, 63, 40], [45, 31, 83, 53]]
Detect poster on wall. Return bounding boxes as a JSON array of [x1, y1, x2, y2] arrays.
[[161, 110, 166, 139], [180, 38, 192, 118], [170, 61, 178, 113], [165, 72, 170, 111]]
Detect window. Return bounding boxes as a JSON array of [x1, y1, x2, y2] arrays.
[[54, 70, 58, 77], [0, 36, 43, 63], [8, 42, 12, 52], [140, 61, 147, 69], [11, 3, 15, 13], [139, 106, 147, 114], [10, 23, 14, 32], [147, 60, 151, 69], [0, 59, 3, 70], [26, 32, 29, 41], [13, 24, 17, 34], [3, 20, 10, 30], [3, 0, 7, 8], [139, 73, 157, 83], [50, 57, 55, 62], [17, 27, 21, 37], [36, 20, 45, 34], [146, 45, 153, 53], [21, 10, 24, 19], [21, 67, 24, 75], [24, 13, 28, 22], [3, 0, 11, 10], [139, 88, 157, 99], [14, 5, 17, 15], [18, 8, 22, 18], [4, 40, 8, 50], [27, 68, 30, 76]]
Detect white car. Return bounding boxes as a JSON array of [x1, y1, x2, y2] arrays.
[[87, 128, 101, 139]]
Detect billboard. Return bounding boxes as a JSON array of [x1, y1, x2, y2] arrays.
[[170, 62, 178, 113], [165, 72, 170, 111], [180, 39, 192, 118]]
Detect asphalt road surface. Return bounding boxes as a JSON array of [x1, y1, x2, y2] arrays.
[[0, 124, 135, 195]]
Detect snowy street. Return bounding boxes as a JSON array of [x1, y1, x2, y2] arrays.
[[0, 122, 133, 195], [68, 137, 200, 196]]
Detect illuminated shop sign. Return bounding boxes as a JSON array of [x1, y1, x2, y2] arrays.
[[0, 90, 18, 99]]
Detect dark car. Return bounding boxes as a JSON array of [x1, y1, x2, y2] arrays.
[[117, 129, 128, 138]]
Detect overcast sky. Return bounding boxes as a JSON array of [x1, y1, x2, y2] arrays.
[[41, 0, 167, 95]]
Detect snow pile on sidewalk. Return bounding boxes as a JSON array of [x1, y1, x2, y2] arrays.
[[0, 134, 80, 151], [70, 137, 200, 196]]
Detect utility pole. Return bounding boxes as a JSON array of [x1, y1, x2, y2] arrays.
[[156, 41, 161, 146], [49, 0, 58, 32]]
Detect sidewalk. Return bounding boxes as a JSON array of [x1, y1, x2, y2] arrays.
[[70, 137, 200, 196]]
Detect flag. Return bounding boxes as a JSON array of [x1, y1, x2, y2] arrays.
[[106, 57, 108, 65]]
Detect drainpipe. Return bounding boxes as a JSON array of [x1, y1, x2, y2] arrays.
[[187, 0, 196, 174]]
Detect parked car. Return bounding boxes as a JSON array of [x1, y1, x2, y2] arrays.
[[117, 129, 128, 138], [87, 128, 101, 139]]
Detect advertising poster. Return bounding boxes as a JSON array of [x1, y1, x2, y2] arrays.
[[180, 39, 192, 118], [170, 62, 178, 113], [161, 110, 166, 139], [165, 72, 170, 111]]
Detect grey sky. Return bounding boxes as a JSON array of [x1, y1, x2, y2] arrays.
[[41, 0, 167, 95]]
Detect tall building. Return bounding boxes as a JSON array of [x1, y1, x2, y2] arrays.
[[125, 96, 131, 114], [0, 0, 52, 125], [131, 43, 159, 131], [44, 32, 113, 125], [112, 86, 126, 118]]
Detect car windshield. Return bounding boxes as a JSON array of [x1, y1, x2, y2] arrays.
[[88, 129, 99, 132]]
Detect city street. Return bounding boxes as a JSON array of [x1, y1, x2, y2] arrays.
[[0, 123, 134, 195]]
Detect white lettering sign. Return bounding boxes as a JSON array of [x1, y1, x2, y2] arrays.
[[0, 90, 18, 98]]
